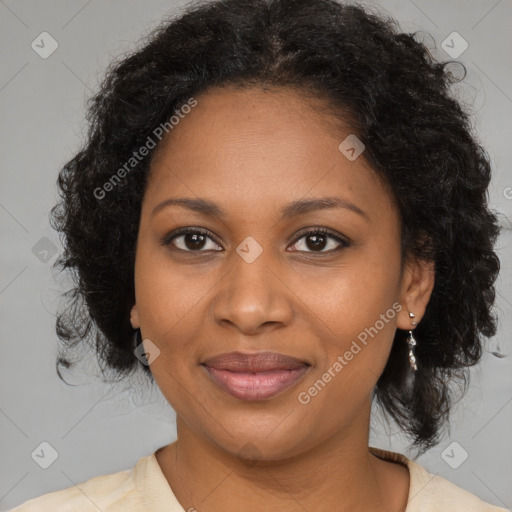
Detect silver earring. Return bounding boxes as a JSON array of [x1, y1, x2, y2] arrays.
[[407, 312, 418, 371]]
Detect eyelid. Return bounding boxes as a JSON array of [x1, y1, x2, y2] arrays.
[[288, 227, 351, 252], [290, 227, 350, 245], [160, 226, 223, 250]]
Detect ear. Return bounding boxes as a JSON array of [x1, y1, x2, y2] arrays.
[[130, 303, 140, 329], [396, 257, 435, 330]]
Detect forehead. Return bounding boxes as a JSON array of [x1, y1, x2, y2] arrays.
[[145, 85, 395, 223]]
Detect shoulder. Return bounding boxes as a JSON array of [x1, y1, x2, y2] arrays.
[[8, 455, 151, 512], [407, 460, 508, 512], [369, 446, 508, 512]]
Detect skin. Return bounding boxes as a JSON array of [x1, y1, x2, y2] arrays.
[[130, 85, 435, 512]]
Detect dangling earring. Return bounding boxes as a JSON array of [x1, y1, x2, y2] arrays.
[[407, 312, 418, 371]]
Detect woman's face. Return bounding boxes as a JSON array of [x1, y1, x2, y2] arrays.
[[131, 85, 433, 460]]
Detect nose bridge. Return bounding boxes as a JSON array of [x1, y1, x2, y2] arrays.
[[211, 238, 292, 332]]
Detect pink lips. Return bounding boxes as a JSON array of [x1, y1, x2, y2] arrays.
[[201, 351, 310, 401]]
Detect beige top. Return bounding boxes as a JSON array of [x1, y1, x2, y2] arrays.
[[10, 446, 508, 511]]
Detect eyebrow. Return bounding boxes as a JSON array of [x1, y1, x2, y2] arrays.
[[151, 196, 368, 221]]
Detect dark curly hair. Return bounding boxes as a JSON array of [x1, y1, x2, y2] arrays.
[[50, 0, 501, 454]]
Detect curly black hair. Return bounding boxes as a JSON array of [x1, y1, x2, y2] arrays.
[[50, 0, 501, 454]]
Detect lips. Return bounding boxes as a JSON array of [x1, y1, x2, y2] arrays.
[[202, 351, 309, 372], [201, 351, 310, 401]]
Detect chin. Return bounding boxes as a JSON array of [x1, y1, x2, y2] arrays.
[[204, 419, 313, 462]]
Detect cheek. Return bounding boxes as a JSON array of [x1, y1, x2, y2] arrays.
[[296, 241, 402, 391], [133, 245, 207, 413], [301, 248, 402, 339], [134, 240, 212, 340], [294, 273, 401, 438]]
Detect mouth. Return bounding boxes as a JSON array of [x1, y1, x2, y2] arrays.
[[200, 351, 311, 401]]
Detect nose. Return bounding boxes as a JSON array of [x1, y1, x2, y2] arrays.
[[210, 247, 294, 335]]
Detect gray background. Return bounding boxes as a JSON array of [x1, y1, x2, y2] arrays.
[[1, 0, 511, 510]]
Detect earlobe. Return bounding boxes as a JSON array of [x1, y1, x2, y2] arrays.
[[397, 258, 435, 330], [130, 304, 140, 329]]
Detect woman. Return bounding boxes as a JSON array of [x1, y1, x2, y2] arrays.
[[11, 0, 507, 510]]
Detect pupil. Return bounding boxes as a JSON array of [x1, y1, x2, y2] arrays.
[[307, 234, 326, 251], [186, 233, 206, 250]]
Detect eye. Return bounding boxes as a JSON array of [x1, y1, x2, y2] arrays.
[[161, 227, 350, 254], [161, 227, 223, 252], [288, 228, 350, 254]]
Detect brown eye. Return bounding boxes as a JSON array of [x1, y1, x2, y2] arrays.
[[288, 229, 350, 254], [162, 228, 223, 252]]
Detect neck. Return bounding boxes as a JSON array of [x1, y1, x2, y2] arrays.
[[155, 405, 409, 512]]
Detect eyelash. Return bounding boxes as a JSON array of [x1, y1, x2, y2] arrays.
[[161, 227, 351, 255]]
